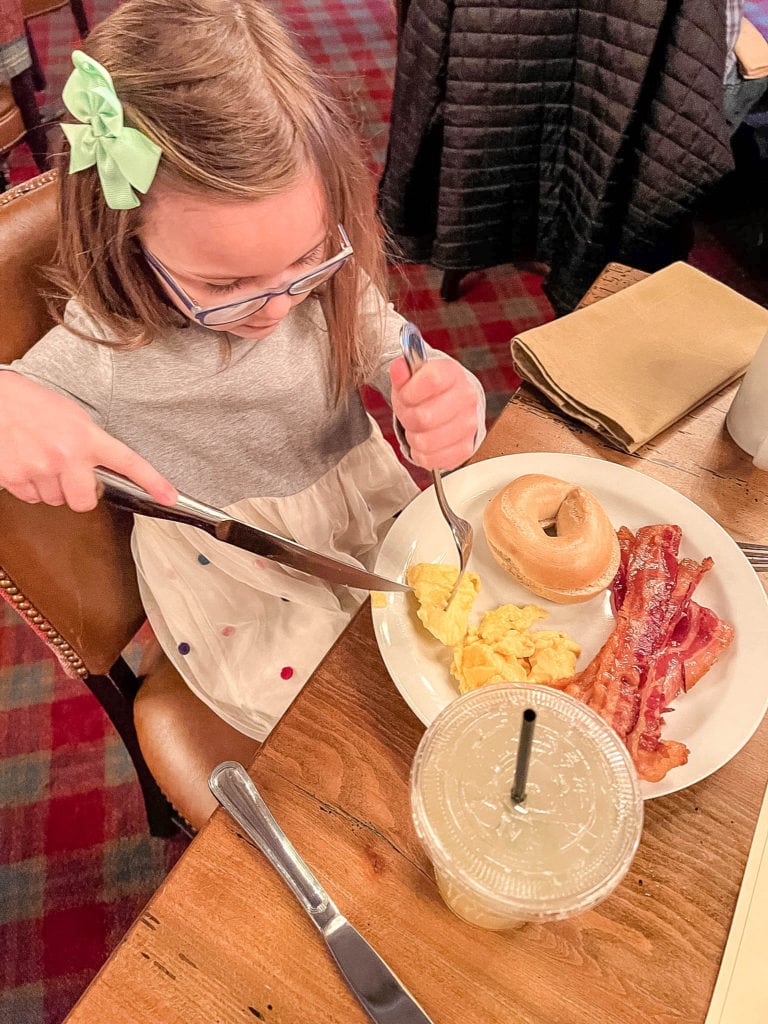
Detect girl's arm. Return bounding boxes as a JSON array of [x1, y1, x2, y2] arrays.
[[0, 309, 176, 511], [0, 372, 175, 511]]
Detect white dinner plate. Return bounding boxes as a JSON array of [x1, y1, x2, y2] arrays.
[[372, 453, 768, 799]]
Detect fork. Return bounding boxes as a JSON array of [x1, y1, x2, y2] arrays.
[[399, 322, 474, 606], [737, 542, 768, 573]]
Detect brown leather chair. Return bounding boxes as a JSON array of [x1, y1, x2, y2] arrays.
[[0, 85, 24, 151], [0, 83, 25, 190], [2, 70, 49, 186], [0, 0, 71, 185], [0, 172, 259, 833]]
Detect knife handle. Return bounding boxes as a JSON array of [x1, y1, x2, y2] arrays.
[[209, 762, 336, 924], [95, 467, 228, 532]]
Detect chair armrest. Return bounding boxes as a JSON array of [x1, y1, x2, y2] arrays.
[[0, 171, 58, 362], [0, 491, 145, 675]]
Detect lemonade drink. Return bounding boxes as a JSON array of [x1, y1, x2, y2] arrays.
[[410, 684, 643, 930]]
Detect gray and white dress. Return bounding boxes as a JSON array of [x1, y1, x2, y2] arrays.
[[5, 289, 486, 739]]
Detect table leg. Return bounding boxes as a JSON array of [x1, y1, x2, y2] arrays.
[[69, 0, 90, 38]]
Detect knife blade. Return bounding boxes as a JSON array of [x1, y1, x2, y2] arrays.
[[209, 761, 436, 1024], [322, 919, 435, 1023], [95, 468, 410, 593]]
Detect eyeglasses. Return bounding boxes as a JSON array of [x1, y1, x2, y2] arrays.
[[141, 224, 353, 328]]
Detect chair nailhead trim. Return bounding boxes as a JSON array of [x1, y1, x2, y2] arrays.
[[0, 563, 87, 675], [0, 169, 58, 207]]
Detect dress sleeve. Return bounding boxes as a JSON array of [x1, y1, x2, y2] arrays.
[[0, 301, 115, 428], [360, 282, 487, 460]]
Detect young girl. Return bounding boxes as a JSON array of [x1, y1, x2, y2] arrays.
[[0, 0, 485, 740]]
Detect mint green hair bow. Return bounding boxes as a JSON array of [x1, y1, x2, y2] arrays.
[[61, 50, 161, 210]]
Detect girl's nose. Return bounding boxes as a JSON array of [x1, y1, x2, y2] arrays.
[[261, 292, 293, 320]]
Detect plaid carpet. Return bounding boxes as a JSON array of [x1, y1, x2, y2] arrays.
[[2, 2, 767, 1022]]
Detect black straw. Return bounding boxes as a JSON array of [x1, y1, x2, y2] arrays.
[[511, 708, 537, 805]]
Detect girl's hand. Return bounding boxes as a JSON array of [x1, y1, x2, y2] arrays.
[[389, 356, 479, 471], [0, 371, 177, 512]]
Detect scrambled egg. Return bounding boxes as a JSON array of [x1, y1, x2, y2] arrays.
[[406, 562, 580, 693], [451, 604, 581, 694], [371, 591, 388, 609], [406, 562, 481, 646]]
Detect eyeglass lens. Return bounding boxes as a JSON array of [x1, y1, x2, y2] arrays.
[[201, 261, 345, 327]]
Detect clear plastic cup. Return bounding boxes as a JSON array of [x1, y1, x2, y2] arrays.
[[410, 683, 643, 930]]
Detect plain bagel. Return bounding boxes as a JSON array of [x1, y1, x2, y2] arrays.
[[483, 474, 620, 604]]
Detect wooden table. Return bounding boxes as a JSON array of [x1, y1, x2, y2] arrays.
[[66, 268, 768, 1024]]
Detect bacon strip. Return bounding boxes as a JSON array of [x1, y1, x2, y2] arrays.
[[669, 600, 735, 691], [551, 525, 734, 783], [625, 651, 689, 783]]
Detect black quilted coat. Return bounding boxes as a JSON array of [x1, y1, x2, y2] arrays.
[[377, 0, 733, 313]]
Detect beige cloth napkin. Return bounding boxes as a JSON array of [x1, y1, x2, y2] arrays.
[[705, 781, 768, 1024], [511, 262, 768, 453], [735, 17, 768, 79]]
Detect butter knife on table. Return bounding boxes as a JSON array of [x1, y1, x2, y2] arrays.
[[94, 467, 410, 593], [209, 762, 436, 1024]]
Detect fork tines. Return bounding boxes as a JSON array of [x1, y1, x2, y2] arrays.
[[736, 542, 768, 572], [738, 543, 768, 555]]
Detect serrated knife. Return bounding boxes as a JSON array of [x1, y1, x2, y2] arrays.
[[209, 761, 436, 1024], [95, 468, 410, 593]]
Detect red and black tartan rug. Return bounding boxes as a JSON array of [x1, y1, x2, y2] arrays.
[[2, 1, 767, 1022]]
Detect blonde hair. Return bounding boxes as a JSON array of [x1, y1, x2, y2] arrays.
[[52, 0, 388, 399]]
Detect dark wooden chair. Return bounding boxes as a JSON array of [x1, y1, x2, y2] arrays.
[[0, 0, 87, 186], [23, 0, 88, 35], [22, 0, 89, 91], [0, 172, 259, 836], [5, 67, 49, 177]]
